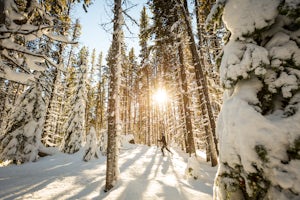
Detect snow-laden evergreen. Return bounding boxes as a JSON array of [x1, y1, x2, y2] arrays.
[[42, 71, 64, 147], [99, 128, 108, 155], [83, 126, 100, 161], [0, 81, 46, 164], [0, 0, 69, 83], [209, 0, 300, 199], [61, 47, 88, 154]]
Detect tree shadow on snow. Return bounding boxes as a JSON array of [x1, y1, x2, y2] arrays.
[[169, 150, 214, 197], [0, 152, 106, 200], [119, 146, 152, 172], [113, 147, 162, 200], [0, 177, 59, 199]]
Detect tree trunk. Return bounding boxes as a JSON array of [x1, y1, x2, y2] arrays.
[[178, 93, 188, 153], [146, 67, 151, 146], [95, 82, 102, 134], [105, 0, 122, 192], [178, 42, 196, 156], [127, 88, 132, 134]]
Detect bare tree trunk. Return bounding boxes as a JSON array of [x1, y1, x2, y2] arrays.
[[177, 92, 188, 153], [95, 82, 102, 135], [132, 79, 138, 140], [125, 85, 129, 135], [128, 95, 131, 134], [146, 67, 151, 146], [105, 0, 122, 192]]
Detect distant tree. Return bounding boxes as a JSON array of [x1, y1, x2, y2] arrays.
[[209, 0, 300, 199], [126, 48, 138, 136], [121, 48, 136, 135], [95, 52, 108, 136], [62, 61, 77, 126], [83, 126, 100, 161], [139, 6, 150, 64], [56, 19, 82, 139], [85, 48, 97, 132], [138, 7, 152, 145], [61, 47, 88, 154]]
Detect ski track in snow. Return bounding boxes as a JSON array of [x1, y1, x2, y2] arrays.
[[0, 145, 216, 200]]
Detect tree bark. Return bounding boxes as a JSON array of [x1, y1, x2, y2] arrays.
[[146, 66, 151, 146], [178, 42, 196, 156], [105, 0, 122, 192]]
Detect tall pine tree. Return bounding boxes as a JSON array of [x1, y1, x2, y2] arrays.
[[61, 47, 88, 154]]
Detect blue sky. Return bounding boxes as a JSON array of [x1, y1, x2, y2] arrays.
[[73, 0, 147, 64]]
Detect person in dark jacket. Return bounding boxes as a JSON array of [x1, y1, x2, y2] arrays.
[[158, 134, 172, 156]]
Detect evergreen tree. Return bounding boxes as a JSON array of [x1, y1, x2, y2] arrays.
[[55, 19, 82, 140], [139, 6, 150, 64], [0, 78, 45, 164], [95, 52, 108, 136], [126, 48, 138, 136], [83, 125, 100, 162], [85, 48, 97, 132], [61, 47, 88, 154], [209, 0, 300, 199], [0, 0, 70, 83], [138, 6, 152, 145], [42, 2, 81, 147]]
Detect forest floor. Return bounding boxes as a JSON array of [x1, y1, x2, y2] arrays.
[[0, 145, 217, 200]]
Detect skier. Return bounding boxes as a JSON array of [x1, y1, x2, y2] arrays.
[[158, 133, 172, 156]]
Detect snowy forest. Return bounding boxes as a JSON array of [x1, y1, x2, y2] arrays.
[[0, 0, 299, 199]]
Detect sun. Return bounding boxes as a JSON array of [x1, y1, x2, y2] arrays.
[[153, 88, 168, 104]]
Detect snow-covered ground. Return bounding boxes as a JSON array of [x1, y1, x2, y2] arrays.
[[0, 145, 216, 200]]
